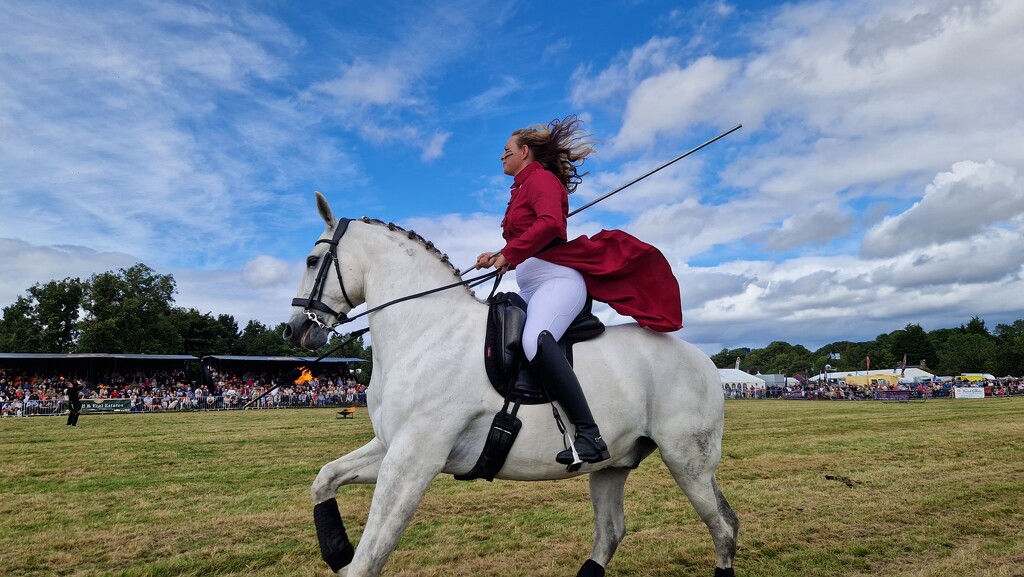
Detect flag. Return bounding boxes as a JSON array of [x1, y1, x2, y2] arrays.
[[735, 356, 741, 370], [866, 356, 871, 373], [901, 354, 908, 377]]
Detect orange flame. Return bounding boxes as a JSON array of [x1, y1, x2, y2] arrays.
[[294, 368, 313, 384]]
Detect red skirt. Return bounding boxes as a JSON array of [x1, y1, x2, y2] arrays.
[[539, 230, 683, 332]]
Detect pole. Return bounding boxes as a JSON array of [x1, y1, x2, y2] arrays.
[[568, 123, 742, 218]]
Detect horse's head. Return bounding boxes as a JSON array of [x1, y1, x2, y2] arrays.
[[282, 192, 366, 350]]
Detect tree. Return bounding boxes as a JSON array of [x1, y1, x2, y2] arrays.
[[0, 296, 44, 352], [77, 264, 181, 354], [235, 320, 294, 356], [216, 314, 239, 354], [711, 347, 751, 369], [31, 278, 86, 352], [170, 309, 239, 357], [937, 333, 995, 375], [0, 278, 84, 353], [964, 316, 989, 336], [889, 324, 937, 370], [992, 321, 1024, 376], [742, 341, 812, 375]]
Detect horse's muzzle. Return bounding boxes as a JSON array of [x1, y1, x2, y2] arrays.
[[282, 314, 330, 350]]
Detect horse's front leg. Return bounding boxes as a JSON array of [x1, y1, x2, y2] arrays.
[[312, 437, 386, 574], [343, 434, 449, 577]]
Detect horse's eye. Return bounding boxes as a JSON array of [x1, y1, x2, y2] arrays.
[[306, 255, 319, 267]]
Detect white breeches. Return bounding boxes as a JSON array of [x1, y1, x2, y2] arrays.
[[516, 257, 587, 360]]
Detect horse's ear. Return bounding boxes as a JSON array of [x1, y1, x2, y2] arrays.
[[314, 191, 337, 228]]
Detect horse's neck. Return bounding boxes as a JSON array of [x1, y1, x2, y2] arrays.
[[355, 225, 482, 355]]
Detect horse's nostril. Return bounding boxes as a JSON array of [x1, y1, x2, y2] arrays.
[[282, 325, 293, 338]]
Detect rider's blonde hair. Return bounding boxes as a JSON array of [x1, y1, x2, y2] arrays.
[[511, 115, 595, 193]]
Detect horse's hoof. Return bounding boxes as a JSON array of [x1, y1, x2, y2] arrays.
[[576, 559, 605, 577], [714, 567, 735, 577]]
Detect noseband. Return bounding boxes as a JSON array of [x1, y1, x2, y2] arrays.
[[292, 218, 357, 329]]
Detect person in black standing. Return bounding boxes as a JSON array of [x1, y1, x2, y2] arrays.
[[66, 380, 82, 426]]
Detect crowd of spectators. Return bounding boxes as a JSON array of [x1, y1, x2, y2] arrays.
[[5, 365, 1023, 417], [1, 366, 367, 417], [723, 377, 1024, 400]]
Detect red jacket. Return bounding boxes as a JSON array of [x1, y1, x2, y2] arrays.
[[500, 162, 683, 332]]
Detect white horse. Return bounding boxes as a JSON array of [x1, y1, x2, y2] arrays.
[[283, 192, 739, 577]]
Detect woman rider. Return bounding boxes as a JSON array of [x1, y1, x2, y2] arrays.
[[477, 116, 683, 466]]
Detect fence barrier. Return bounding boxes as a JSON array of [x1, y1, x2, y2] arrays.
[[1, 393, 367, 418]]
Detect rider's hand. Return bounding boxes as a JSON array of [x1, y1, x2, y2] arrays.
[[475, 252, 496, 269], [491, 253, 509, 272], [475, 252, 509, 272]]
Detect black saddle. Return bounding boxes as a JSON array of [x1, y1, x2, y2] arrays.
[[455, 293, 605, 482], [483, 292, 605, 405]]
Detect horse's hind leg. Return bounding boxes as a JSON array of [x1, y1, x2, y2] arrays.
[[660, 449, 739, 576], [578, 467, 632, 577], [311, 438, 386, 575]]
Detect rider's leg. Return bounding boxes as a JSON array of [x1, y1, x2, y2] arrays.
[[516, 258, 608, 464], [518, 258, 586, 359], [534, 330, 610, 464]]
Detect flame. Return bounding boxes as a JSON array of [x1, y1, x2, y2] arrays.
[[294, 368, 313, 384]]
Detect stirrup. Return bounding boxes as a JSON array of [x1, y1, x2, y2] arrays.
[[556, 434, 610, 466]]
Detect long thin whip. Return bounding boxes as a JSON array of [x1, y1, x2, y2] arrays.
[[567, 123, 742, 217]]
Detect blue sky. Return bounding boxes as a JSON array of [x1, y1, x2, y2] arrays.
[[3, 0, 1024, 355]]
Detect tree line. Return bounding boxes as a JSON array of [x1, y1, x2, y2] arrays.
[[0, 264, 371, 378], [711, 316, 1024, 378], [5, 264, 1023, 379]]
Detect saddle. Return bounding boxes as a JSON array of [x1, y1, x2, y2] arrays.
[[483, 292, 605, 404], [454, 292, 604, 482]]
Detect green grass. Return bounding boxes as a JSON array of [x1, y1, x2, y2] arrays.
[[2, 398, 1022, 576]]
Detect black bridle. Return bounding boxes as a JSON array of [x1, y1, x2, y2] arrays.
[[291, 217, 501, 333], [291, 217, 358, 330]]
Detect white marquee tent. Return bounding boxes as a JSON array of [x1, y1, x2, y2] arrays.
[[718, 369, 766, 391]]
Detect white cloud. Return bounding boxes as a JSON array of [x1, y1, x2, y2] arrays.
[[242, 256, 294, 287], [0, 239, 141, 309], [862, 160, 1024, 257], [420, 131, 452, 163], [611, 56, 739, 154], [312, 61, 416, 110], [570, 37, 683, 110]]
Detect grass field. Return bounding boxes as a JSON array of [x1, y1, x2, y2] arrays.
[[2, 398, 1022, 577]]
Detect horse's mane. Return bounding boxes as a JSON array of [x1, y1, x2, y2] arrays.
[[357, 217, 468, 283]]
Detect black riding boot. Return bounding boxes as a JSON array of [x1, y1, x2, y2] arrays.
[[533, 331, 610, 465]]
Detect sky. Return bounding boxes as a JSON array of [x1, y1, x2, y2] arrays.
[[2, 0, 1023, 356]]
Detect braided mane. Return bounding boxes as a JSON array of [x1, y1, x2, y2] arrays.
[[357, 217, 466, 280]]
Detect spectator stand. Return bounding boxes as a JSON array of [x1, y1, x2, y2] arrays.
[[1, 353, 368, 417], [200, 355, 367, 410], [1, 353, 199, 417]]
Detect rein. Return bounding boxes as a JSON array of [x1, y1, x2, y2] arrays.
[[323, 268, 501, 331], [293, 216, 502, 335]]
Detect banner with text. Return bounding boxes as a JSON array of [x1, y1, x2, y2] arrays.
[[64, 399, 132, 413], [953, 387, 985, 399]]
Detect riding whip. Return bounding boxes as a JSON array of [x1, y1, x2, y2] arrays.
[[568, 123, 742, 217]]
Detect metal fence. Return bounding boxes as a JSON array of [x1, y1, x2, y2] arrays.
[[1, 393, 367, 417]]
